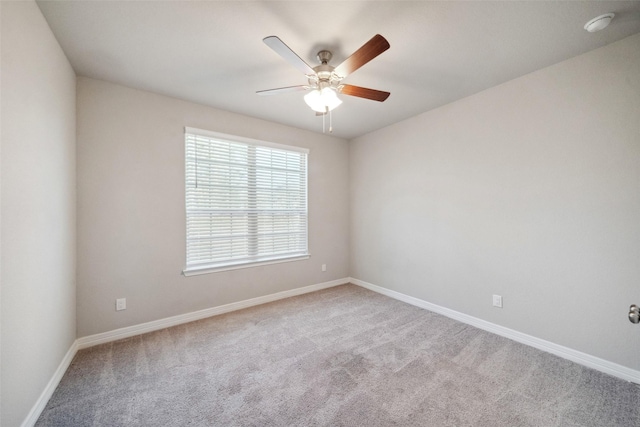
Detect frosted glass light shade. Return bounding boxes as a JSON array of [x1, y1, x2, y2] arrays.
[[304, 87, 342, 113]]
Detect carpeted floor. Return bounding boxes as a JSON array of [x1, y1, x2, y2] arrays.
[[36, 284, 639, 426]]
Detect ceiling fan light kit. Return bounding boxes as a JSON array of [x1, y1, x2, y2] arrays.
[[304, 87, 342, 113], [258, 34, 391, 132]]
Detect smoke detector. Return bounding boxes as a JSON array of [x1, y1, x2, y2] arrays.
[[584, 13, 615, 32]]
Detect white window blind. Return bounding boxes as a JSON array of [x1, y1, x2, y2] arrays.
[[184, 128, 309, 275]]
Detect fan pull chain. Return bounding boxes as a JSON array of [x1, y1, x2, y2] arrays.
[[322, 109, 326, 133], [329, 109, 333, 133], [320, 107, 333, 133]]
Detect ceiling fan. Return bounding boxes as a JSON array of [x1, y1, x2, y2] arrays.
[[257, 34, 390, 119]]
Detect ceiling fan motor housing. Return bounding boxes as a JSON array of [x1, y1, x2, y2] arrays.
[[317, 50, 332, 64], [311, 50, 343, 90]]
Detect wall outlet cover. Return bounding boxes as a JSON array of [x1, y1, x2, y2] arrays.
[[492, 295, 503, 308]]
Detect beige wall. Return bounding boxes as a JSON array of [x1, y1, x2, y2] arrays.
[[1, 2, 77, 426], [350, 33, 640, 371], [3, 3, 638, 423], [76, 77, 350, 337]]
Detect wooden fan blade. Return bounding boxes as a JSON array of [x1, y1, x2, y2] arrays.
[[263, 36, 315, 75], [256, 85, 308, 95], [340, 84, 390, 102], [333, 34, 390, 78]]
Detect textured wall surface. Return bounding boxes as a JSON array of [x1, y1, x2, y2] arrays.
[[350, 33, 640, 370], [1, 2, 77, 426], [76, 77, 349, 337]]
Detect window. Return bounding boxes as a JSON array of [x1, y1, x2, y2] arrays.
[[183, 127, 309, 275]]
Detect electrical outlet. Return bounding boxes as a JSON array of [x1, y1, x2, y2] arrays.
[[321, 264, 327, 272], [492, 295, 503, 308], [116, 298, 126, 311]]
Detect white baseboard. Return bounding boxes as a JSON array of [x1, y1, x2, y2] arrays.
[[21, 340, 79, 427], [350, 277, 640, 385], [22, 277, 349, 426], [77, 277, 350, 350], [25, 275, 637, 427]]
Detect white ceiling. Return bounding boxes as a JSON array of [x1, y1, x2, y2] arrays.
[[37, 1, 640, 139]]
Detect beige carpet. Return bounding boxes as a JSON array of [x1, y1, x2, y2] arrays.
[[36, 284, 639, 426]]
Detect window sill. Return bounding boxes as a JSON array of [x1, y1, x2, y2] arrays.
[[182, 254, 310, 277]]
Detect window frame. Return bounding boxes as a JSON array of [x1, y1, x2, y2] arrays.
[[182, 127, 310, 276]]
